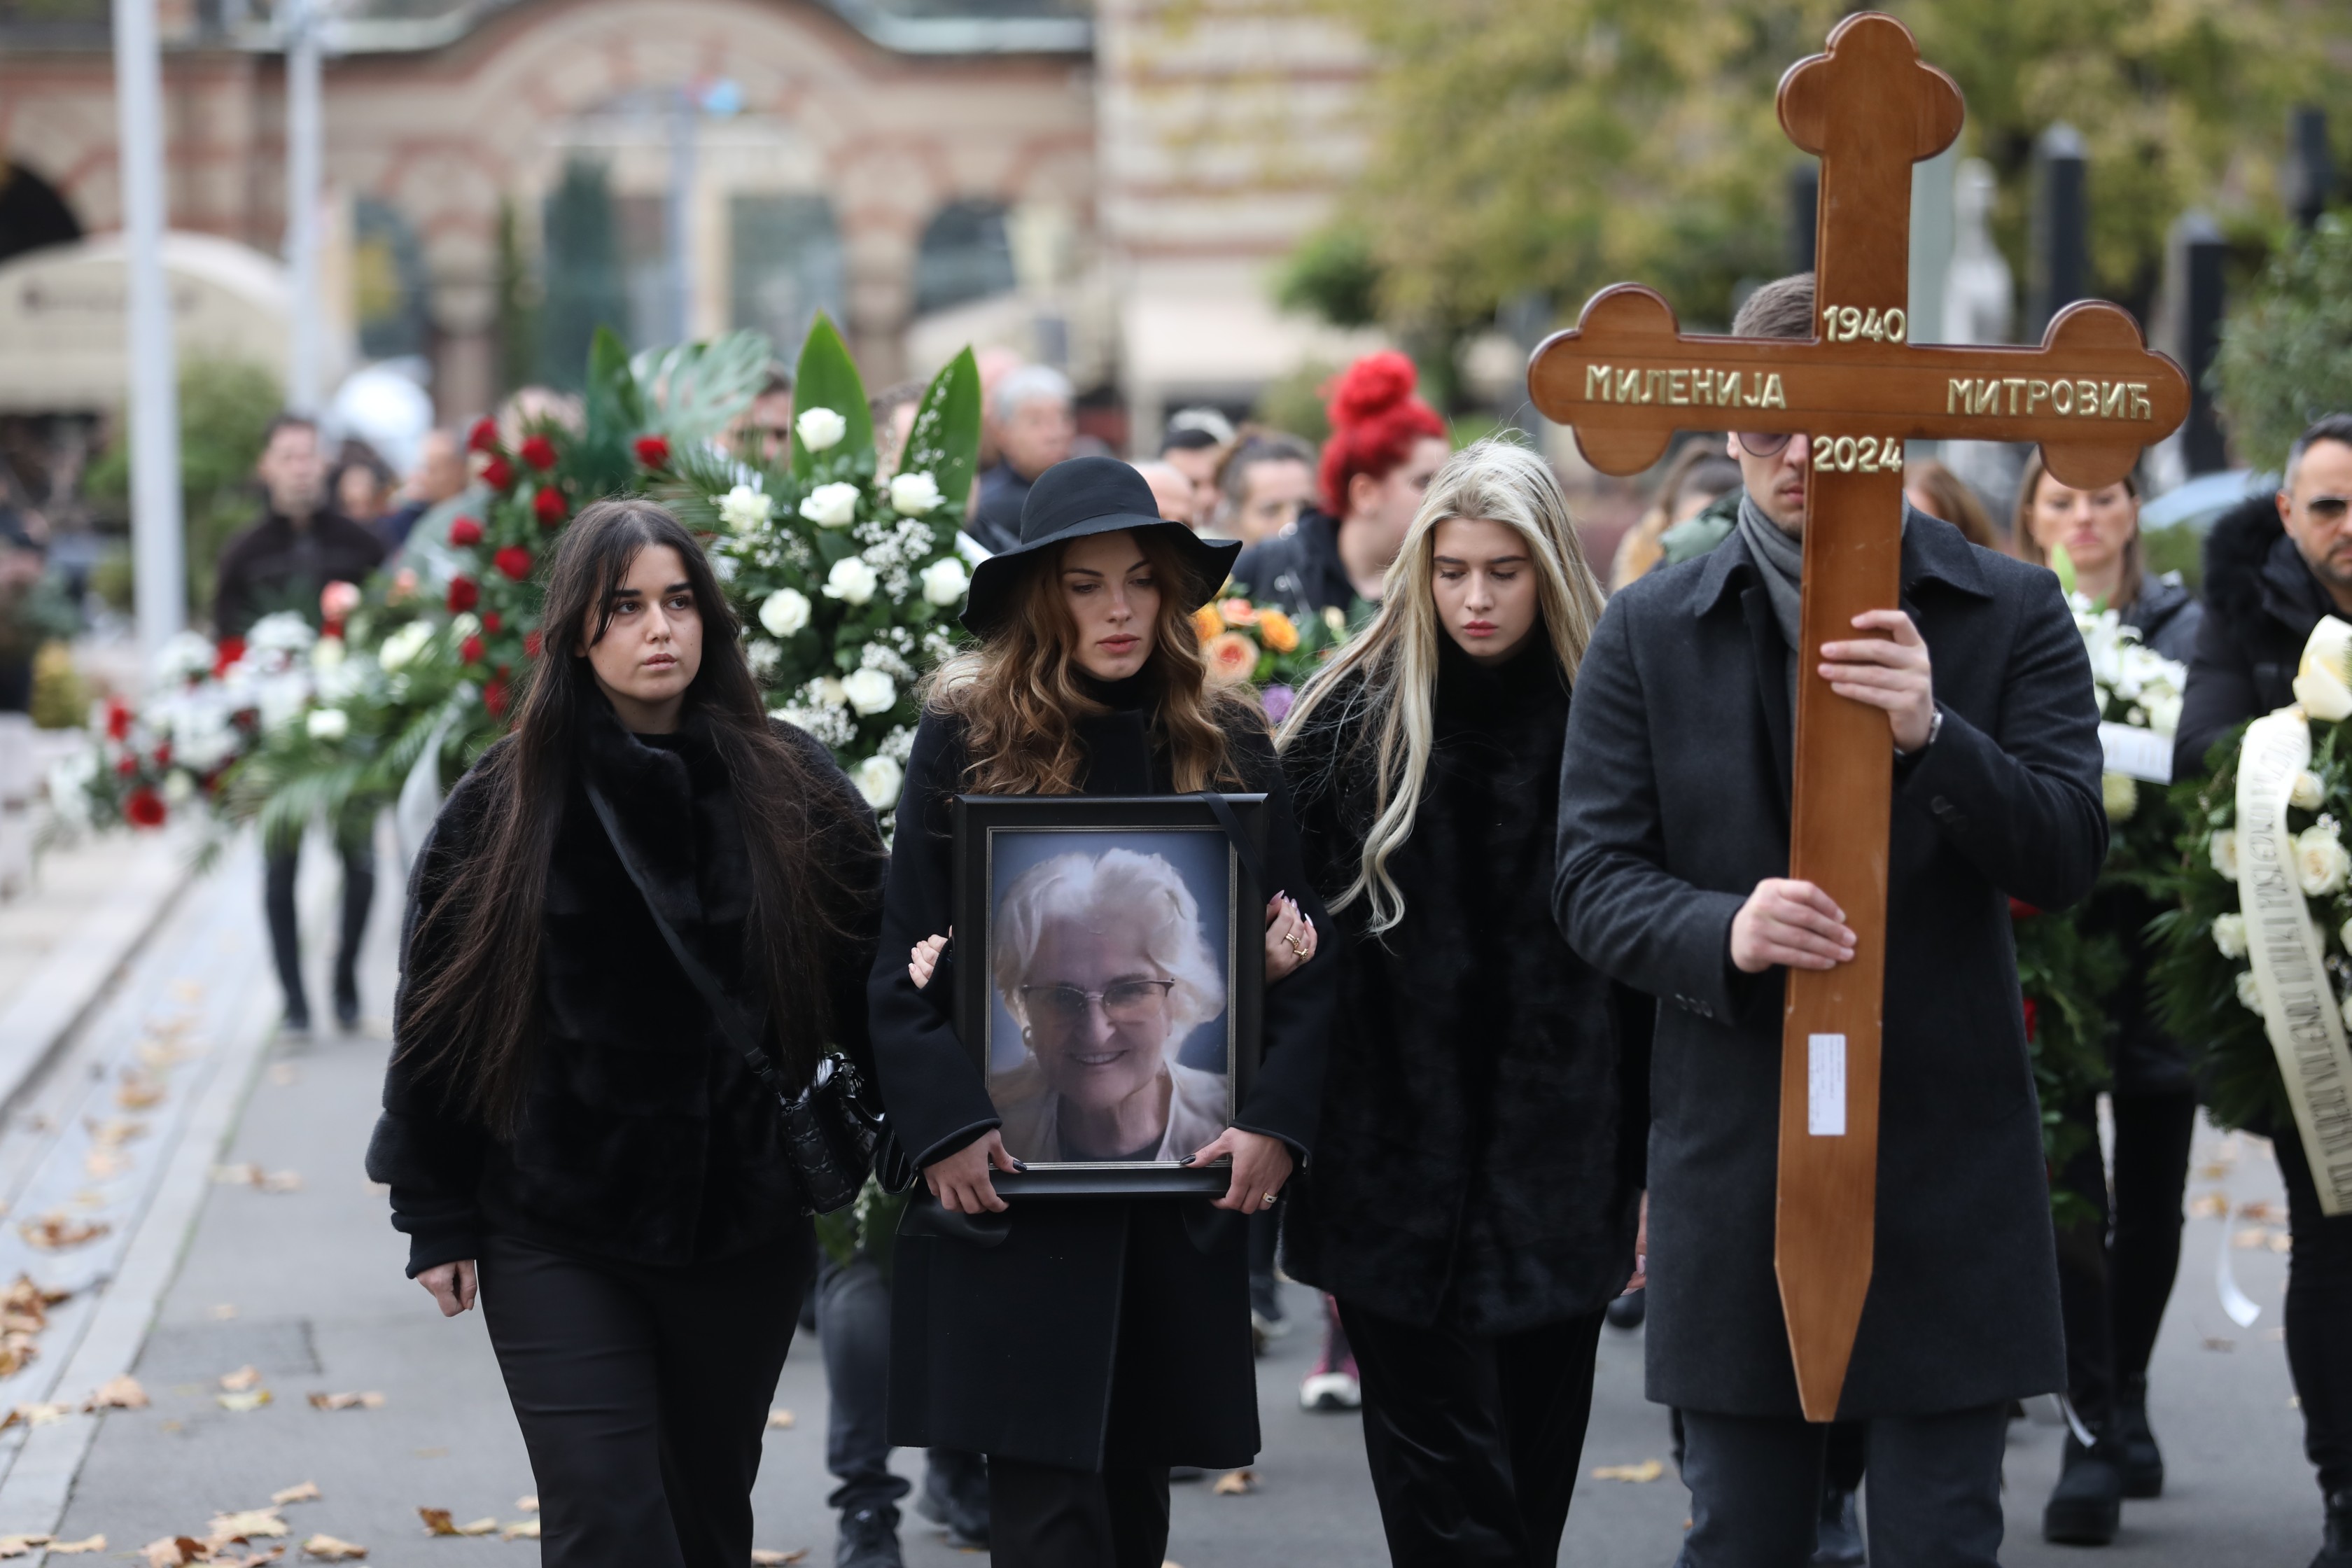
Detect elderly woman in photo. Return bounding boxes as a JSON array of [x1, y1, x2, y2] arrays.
[[990, 848, 1228, 1163]]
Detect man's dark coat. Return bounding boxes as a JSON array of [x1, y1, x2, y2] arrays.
[[1554, 512, 2106, 1418], [1231, 508, 1355, 620], [213, 507, 386, 637], [870, 694, 1335, 1471], [2174, 493, 2333, 780]]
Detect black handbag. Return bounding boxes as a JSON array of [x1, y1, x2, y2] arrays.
[[584, 780, 906, 1214]]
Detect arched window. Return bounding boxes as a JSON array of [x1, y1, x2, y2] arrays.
[[0, 163, 82, 269], [914, 199, 1014, 316], [729, 195, 844, 351]]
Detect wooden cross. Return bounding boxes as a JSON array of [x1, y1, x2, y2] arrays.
[[1529, 11, 2189, 1422]]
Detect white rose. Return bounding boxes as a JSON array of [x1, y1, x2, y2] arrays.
[[306, 707, 349, 743], [760, 587, 813, 638], [2103, 772, 2138, 821], [2238, 967, 2265, 1015], [2297, 615, 2352, 722], [2143, 690, 2183, 738], [312, 636, 346, 672], [796, 406, 848, 453], [2211, 829, 2241, 879], [841, 668, 897, 716], [919, 556, 970, 607], [2295, 771, 2329, 811], [162, 769, 195, 804], [379, 621, 435, 673], [799, 482, 862, 529], [889, 470, 944, 516], [2296, 822, 2351, 897], [153, 630, 218, 686], [2213, 912, 2249, 959], [815, 677, 848, 708], [715, 484, 774, 534], [823, 556, 878, 606], [852, 752, 904, 810], [450, 612, 482, 641]]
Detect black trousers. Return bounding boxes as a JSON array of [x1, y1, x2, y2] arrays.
[[815, 1253, 981, 1516], [263, 835, 374, 1022], [988, 1457, 1170, 1568], [2053, 1088, 2197, 1432], [1676, 1404, 2008, 1568], [1338, 1298, 1608, 1568], [2276, 1126, 2352, 1497], [477, 1229, 808, 1568]]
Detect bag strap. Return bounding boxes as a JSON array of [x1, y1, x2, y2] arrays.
[[582, 779, 788, 1097], [1197, 791, 1271, 898]]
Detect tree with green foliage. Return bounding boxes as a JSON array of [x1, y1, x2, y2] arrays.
[[1302, 0, 2336, 346], [2212, 214, 2352, 472]]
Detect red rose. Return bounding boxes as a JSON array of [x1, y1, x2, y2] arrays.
[[115, 753, 136, 778], [480, 455, 514, 491], [447, 515, 483, 547], [524, 630, 544, 658], [104, 699, 132, 741], [154, 741, 172, 767], [2022, 997, 2038, 1045], [484, 675, 510, 718], [533, 486, 567, 527], [493, 545, 533, 582], [519, 434, 559, 472], [482, 611, 503, 634], [460, 635, 486, 666], [2008, 898, 2040, 921], [447, 576, 479, 613], [210, 637, 245, 678], [634, 435, 671, 470], [466, 417, 499, 454], [125, 788, 166, 828]]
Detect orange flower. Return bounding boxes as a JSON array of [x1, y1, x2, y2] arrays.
[[1203, 631, 1258, 687], [1256, 608, 1299, 653], [1218, 597, 1259, 627], [1192, 605, 1225, 641]]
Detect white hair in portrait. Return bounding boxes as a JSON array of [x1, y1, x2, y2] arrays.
[[990, 847, 1226, 1056]]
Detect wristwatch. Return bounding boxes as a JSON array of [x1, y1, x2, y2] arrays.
[[1898, 706, 1944, 757]]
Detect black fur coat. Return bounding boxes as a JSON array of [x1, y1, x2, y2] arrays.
[[366, 701, 883, 1275], [2175, 493, 2332, 778], [1280, 638, 1646, 1334]]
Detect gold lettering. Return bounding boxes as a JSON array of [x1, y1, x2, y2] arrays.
[[1644, 369, 1667, 404], [2052, 380, 2073, 415], [2101, 382, 2128, 419], [2027, 379, 2052, 413], [2004, 377, 2028, 414], [1949, 377, 1971, 415], [1760, 374, 1786, 410], [1975, 379, 1998, 414], [2076, 379, 2099, 416], [1586, 365, 1614, 402], [2129, 383, 2152, 420], [1718, 370, 1743, 407], [1668, 369, 1690, 405], [1618, 368, 1642, 402]]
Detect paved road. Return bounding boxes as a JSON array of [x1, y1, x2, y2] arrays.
[[0, 842, 2329, 1564]]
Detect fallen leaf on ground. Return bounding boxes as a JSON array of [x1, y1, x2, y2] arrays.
[[139, 1040, 190, 1070], [69, 1189, 108, 1210], [2204, 1336, 2237, 1351], [269, 1064, 300, 1087], [2272, 1232, 2295, 1254], [217, 1389, 272, 1413], [1211, 1469, 1256, 1495], [211, 1303, 239, 1320], [2188, 1192, 2230, 1218], [260, 1172, 303, 1194], [0, 1539, 51, 1559], [500, 1520, 540, 1541], [300, 1536, 366, 1561], [2239, 1199, 2278, 1220], [88, 1118, 147, 1147], [143, 1539, 205, 1567], [416, 1510, 495, 1537], [220, 1365, 262, 1392], [272, 1481, 321, 1505], [515, 1496, 537, 1513], [0, 1340, 33, 1377], [360, 1182, 389, 1196], [85, 1148, 130, 1180], [85, 1375, 147, 1410], [211, 1165, 262, 1187], [49, 1536, 104, 1554], [115, 1072, 165, 1110], [749, 1553, 806, 1566], [1592, 1459, 1666, 1483], [2, 1403, 69, 1428], [209, 1510, 288, 1539], [2233, 1226, 2274, 1250], [306, 1391, 383, 1410], [19, 1214, 108, 1250], [766, 1408, 794, 1429], [216, 1552, 288, 1567]]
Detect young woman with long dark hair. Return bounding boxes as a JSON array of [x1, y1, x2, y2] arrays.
[[367, 498, 883, 1568], [872, 456, 1335, 1568], [1278, 439, 1645, 1567]]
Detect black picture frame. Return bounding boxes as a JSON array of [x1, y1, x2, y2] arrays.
[[953, 793, 1267, 1197]]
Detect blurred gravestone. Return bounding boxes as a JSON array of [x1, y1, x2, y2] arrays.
[[2151, 211, 2230, 486], [2285, 106, 2336, 232], [2027, 123, 2088, 341]]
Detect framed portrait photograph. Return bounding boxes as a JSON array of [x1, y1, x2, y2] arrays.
[[953, 794, 1268, 1197]]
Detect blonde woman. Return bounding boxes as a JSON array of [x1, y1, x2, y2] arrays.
[[1277, 438, 1646, 1566]]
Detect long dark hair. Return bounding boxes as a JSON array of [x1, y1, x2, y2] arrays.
[[398, 498, 877, 1129]]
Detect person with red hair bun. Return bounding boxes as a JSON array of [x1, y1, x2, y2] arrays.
[[1233, 351, 1449, 618]]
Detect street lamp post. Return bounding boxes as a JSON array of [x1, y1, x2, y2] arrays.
[[284, 0, 324, 412], [111, 0, 186, 654]]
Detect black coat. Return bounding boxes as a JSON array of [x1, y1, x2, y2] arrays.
[[1231, 509, 1355, 620], [1280, 638, 1646, 1333], [2123, 570, 2203, 664], [213, 508, 387, 637], [870, 689, 1336, 1471], [1555, 513, 2105, 1418], [2174, 493, 2333, 780], [366, 702, 883, 1275]]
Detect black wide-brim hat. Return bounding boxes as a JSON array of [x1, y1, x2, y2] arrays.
[[960, 456, 1241, 640]]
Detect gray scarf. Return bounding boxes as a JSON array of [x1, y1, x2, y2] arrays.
[[1735, 492, 1806, 650]]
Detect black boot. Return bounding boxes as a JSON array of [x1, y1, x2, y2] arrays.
[[2314, 1488, 2352, 1568], [2111, 1373, 2163, 1499], [836, 1505, 904, 1568], [1607, 1287, 1647, 1329], [915, 1450, 988, 1548], [1812, 1482, 1865, 1565], [2043, 1435, 2124, 1546]]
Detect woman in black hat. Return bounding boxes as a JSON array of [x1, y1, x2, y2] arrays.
[[869, 456, 1337, 1567]]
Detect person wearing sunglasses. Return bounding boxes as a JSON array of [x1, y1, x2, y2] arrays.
[[2173, 412, 2352, 1567]]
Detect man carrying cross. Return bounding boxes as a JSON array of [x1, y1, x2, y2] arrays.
[[1553, 272, 2109, 1567]]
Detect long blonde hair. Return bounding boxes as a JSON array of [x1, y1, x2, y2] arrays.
[[1278, 438, 1604, 931], [925, 529, 1259, 795]]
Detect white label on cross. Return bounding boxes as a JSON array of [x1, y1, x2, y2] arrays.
[[2099, 722, 2174, 784], [1808, 1033, 1847, 1137]]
